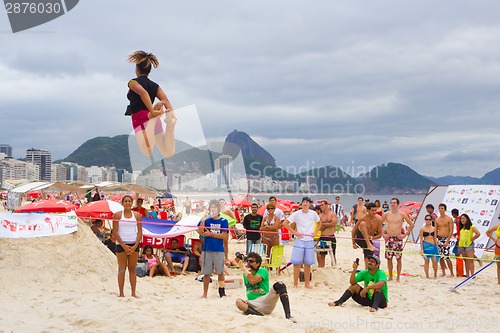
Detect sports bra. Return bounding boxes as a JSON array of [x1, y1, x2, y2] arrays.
[[496, 225, 500, 238], [423, 231, 435, 237]]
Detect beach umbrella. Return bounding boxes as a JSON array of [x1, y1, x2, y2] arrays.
[[14, 199, 77, 213], [76, 200, 124, 219], [161, 192, 176, 199], [257, 202, 293, 215], [231, 197, 253, 208], [399, 201, 416, 208]]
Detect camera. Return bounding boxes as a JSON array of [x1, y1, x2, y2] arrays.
[[235, 252, 247, 262]]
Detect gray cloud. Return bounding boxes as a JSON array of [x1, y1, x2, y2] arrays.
[[1, 0, 500, 178]]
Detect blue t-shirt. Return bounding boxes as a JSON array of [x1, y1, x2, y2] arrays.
[[202, 216, 228, 252]]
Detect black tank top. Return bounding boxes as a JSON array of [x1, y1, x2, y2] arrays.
[[125, 76, 159, 115]]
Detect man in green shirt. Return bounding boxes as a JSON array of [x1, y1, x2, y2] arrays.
[[235, 252, 296, 322], [328, 255, 388, 312]]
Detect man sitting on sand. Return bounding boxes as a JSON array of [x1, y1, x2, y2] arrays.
[[164, 238, 189, 275], [328, 255, 388, 312], [235, 252, 296, 322]]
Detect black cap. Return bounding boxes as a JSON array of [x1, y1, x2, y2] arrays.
[[367, 255, 381, 265], [302, 196, 313, 203]]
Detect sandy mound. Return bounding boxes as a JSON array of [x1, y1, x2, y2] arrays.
[[0, 219, 116, 292]]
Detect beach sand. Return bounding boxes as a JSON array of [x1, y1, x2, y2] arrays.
[[0, 221, 498, 333]]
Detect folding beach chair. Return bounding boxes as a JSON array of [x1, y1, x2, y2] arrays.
[[249, 243, 268, 262], [262, 245, 285, 275], [315, 239, 335, 266]]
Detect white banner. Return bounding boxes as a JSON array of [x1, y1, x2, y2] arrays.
[[0, 212, 78, 238], [442, 185, 500, 258]]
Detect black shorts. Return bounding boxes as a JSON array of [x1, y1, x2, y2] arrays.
[[352, 287, 387, 309], [115, 243, 140, 253], [354, 230, 374, 259], [318, 235, 336, 255]]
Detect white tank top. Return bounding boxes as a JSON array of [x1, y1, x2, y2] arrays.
[[116, 210, 138, 244]]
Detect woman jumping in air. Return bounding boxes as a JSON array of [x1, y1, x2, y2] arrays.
[[125, 50, 176, 158]]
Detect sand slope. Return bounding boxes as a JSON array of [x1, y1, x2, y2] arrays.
[[0, 227, 498, 333]]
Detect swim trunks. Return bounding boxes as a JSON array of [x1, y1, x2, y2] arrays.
[[385, 236, 403, 260], [354, 229, 374, 259], [437, 236, 451, 257], [423, 241, 439, 263]]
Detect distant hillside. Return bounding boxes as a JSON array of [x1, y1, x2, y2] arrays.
[[481, 167, 500, 184], [223, 130, 276, 174], [62, 135, 216, 173], [59, 131, 498, 192], [297, 166, 360, 193], [63, 135, 131, 170], [362, 162, 433, 193], [426, 175, 481, 185], [426, 168, 500, 185]]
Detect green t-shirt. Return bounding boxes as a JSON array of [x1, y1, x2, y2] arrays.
[[243, 267, 269, 300], [355, 269, 388, 302]]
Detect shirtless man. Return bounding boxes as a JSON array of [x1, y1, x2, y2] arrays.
[[317, 199, 338, 267], [381, 198, 415, 282], [435, 203, 454, 277], [352, 203, 383, 268], [219, 198, 236, 219], [350, 197, 368, 225]]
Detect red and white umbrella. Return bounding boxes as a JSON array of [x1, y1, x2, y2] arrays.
[[231, 197, 253, 208], [15, 199, 77, 213], [76, 200, 124, 219]]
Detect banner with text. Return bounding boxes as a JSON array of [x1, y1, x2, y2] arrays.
[[0, 212, 78, 238], [442, 185, 500, 258]]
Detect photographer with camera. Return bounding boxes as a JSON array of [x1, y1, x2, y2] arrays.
[[235, 252, 296, 322], [328, 255, 388, 312]]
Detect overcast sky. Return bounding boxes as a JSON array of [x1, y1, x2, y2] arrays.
[[1, 1, 500, 178]]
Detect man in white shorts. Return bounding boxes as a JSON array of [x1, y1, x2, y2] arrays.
[[283, 197, 321, 288]]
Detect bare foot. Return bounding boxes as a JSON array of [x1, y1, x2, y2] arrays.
[[288, 316, 298, 323], [305, 285, 313, 289], [369, 307, 377, 313], [396, 278, 400, 283], [388, 277, 393, 281], [201, 295, 207, 299], [118, 294, 125, 298], [292, 285, 298, 289], [131, 294, 140, 298], [328, 301, 340, 307]]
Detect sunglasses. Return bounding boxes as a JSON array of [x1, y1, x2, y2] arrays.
[[425, 218, 432, 221], [267, 208, 275, 210], [247, 259, 256, 263]]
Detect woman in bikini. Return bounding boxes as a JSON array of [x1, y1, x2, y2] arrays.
[[485, 213, 500, 284], [260, 203, 283, 258], [420, 214, 439, 278], [125, 50, 176, 158]]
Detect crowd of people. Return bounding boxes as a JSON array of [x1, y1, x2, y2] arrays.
[[83, 193, 499, 315]]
